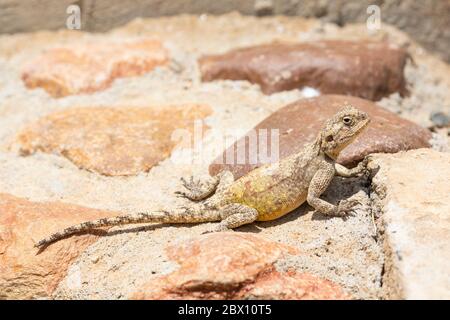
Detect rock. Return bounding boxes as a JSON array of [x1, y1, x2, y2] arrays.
[[16, 104, 212, 176], [209, 95, 432, 179], [199, 41, 408, 100], [430, 111, 450, 128], [370, 149, 450, 299], [131, 232, 349, 300], [0, 193, 120, 299], [254, 0, 274, 16], [22, 39, 169, 97]]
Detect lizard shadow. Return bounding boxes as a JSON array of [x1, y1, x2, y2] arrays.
[[248, 173, 371, 229], [35, 222, 201, 254], [310, 173, 373, 221], [102, 222, 201, 237], [248, 206, 311, 232]]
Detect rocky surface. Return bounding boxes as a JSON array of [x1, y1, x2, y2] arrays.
[[200, 41, 408, 100], [2, 1, 449, 65], [15, 104, 212, 176], [0, 14, 448, 300], [52, 172, 382, 300], [210, 95, 432, 179], [131, 232, 349, 300], [370, 149, 450, 299], [0, 193, 119, 299], [21, 39, 168, 97]]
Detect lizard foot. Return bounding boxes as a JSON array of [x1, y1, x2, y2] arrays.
[[336, 198, 361, 217], [175, 176, 214, 201], [354, 156, 372, 177], [360, 155, 380, 178], [176, 176, 200, 197], [181, 176, 202, 190], [201, 224, 231, 235]]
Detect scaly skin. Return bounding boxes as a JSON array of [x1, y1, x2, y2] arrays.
[[35, 105, 370, 248]]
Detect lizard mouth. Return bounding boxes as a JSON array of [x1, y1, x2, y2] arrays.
[[355, 117, 370, 134]]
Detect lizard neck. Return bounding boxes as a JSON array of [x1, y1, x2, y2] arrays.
[[290, 133, 324, 175], [313, 132, 325, 157], [315, 130, 341, 160]]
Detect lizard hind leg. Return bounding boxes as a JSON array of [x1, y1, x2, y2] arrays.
[[206, 203, 258, 233], [215, 170, 235, 194]]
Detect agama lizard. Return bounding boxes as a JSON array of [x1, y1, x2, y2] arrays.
[[35, 105, 370, 248]]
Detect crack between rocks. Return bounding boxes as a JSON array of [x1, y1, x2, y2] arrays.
[[366, 165, 404, 300]]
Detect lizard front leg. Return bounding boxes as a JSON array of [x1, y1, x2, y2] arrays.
[[335, 157, 370, 178], [307, 167, 358, 216], [205, 203, 258, 233]]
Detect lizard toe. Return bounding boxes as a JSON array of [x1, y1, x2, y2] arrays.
[[201, 223, 230, 234]]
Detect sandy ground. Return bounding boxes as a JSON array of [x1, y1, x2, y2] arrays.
[[0, 13, 448, 299]]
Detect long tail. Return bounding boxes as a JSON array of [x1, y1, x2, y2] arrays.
[[35, 205, 221, 248]]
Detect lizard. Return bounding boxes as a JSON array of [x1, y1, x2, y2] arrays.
[[35, 105, 371, 248]]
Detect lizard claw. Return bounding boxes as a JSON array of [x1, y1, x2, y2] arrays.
[[201, 224, 230, 234], [336, 198, 360, 217], [174, 191, 189, 198], [180, 176, 203, 191]]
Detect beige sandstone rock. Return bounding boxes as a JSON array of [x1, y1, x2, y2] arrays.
[[16, 104, 212, 176], [0, 193, 120, 299], [131, 232, 350, 300], [370, 149, 450, 299], [21, 39, 169, 97]]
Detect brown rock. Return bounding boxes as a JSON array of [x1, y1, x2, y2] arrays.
[[16, 104, 212, 176], [131, 232, 349, 300], [0, 193, 120, 299], [209, 95, 431, 179], [22, 39, 169, 97], [199, 41, 408, 100]]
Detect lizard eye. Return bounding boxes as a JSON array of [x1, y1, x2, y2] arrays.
[[343, 116, 353, 125]]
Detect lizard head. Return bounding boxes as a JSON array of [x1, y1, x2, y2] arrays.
[[319, 105, 370, 159]]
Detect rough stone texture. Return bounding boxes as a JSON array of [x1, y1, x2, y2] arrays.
[[21, 39, 169, 97], [131, 232, 350, 300], [51, 174, 382, 300], [370, 149, 450, 299], [0, 193, 119, 299], [15, 104, 212, 176], [210, 95, 432, 179], [0, 14, 446, 300], [200, 41, 408, 100], [0, 1, 448, 64]]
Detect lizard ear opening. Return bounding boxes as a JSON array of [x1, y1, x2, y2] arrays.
[[325, 135, 334, 142]]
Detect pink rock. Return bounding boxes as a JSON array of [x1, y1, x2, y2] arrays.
[[22, 39, 169, 97], [131, 232, 349, 300], [0, 193, 120, 299]]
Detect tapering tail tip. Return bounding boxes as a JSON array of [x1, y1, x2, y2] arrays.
[[34, 239, 46, 249]]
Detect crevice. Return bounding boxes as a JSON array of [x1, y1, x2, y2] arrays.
[[366, 164, 403, 300], [365, 165, 387, 299]]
